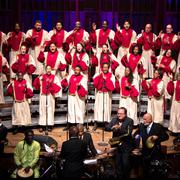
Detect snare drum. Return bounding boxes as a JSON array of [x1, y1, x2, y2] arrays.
[[17, 168, 34, 179]]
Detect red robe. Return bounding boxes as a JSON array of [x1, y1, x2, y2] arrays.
[[7, 31, 23, 51], [99, 52, 119, 71], [121, 54, 145, 75], [142, 78, 162, 97], [137, 32, 154, 50], [120, 76, 139, 98], [25, 29, 44, 47], [72, 52, 88, 71], [66, 28, 84, 46], [98, 29, 111, 47], [167, 80, 180, 101], [61, 74, 87, 97], [93, 72, 115, 92], [37, 51, 66, 71], [111, 28, 133, 50], [7, 79, 33, 101], [155, 33, 175, 51], [11, 54, 36, 75], [50, 29, 65, 48], [0, 55, 9, 74], [33, 73, 60, 96], [159, 56, 173, 74]]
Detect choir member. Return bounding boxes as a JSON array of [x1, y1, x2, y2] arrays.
[[89, 20, 115, 53], [11, 44, 36, 84], [167, 71, 180, 134], [93, 62, 115, 130], [38, 42, 67, 76], [155, 24, 178, 55], [116, 67, 139, 125], [111, 20, 137, 60], [6, 23, 26, 77], [153, 49, 176, 99], [25, 20, 50, 75], [48, 21, 68, 54], [70, 42, 89, 77], [137, 23, 157, 78], [0, 31, 6, 54], [7, 72, 33, 134], [66, 21, 89, 54], [141, 69, 165, 125], [61, 65, 88, 127], [116, 44, 145, 88], [0, 52, 9, 104], [91, 43, 119, 74], [33, 66, 61, 132]]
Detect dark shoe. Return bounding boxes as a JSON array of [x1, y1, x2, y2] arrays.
[[39, 128, 43, 133], [48, 127, 53, 132], [92, 122, 97, 131], [63, 125, 69, 131]]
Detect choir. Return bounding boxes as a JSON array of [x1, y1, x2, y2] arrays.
[[0, 20, 179, 134]]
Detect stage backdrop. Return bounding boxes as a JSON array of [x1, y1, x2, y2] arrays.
[[0, 0, 179, 35]]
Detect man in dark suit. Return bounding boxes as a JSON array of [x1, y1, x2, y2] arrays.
[[60, 126, 87, 178], [77, 124, 97, 157], [105, 107, 134, 178], [0, 117, 8, 157], [134, 113, 169, 177]]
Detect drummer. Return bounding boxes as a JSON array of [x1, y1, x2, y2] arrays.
[[11, 129, 41, 178], [134, 113, 169, 177]]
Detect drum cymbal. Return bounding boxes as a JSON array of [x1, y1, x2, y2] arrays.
[[146, 136, 155, 149]]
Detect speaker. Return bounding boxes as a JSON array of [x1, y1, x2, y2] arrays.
[[33, 135, 58, 150]]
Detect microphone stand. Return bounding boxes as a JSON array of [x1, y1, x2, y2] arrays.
[[98, 78, 108, 146], [45, 83, 49, 135]]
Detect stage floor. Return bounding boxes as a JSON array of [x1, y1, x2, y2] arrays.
[[4, 126, 179, 155]]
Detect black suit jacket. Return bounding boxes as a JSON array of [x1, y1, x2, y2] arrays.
[[105, 116, 134, 152], [60, 137, 87, 178], [82, 132, 97, 157], [137, 122, 169, 159], [0, 124, 7, 144]]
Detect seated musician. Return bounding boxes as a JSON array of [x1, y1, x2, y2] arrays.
[[77, 124, 98, 157], [59, 126, 87, 178], [11, 130, 41, 178], [105, 107, 134, 178], [133, 113, 169, 177]]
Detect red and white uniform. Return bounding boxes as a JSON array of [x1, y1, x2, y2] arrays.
[[116, 76, 139, 125], [25, 28, 50, 75], [142, 78, 164, 124], [6, 31, 26, 77], [48, 29, 68, 53], [0, 31, 6, 54], [137, 32, 157, 78], [0, 54, 9, 103], [91, 51, 119, 74], [37, 50, 67, 97], [11, 53, 36, 84], [167, 80, 180, 133], [66, 28, 89, 54], [70, 51, 89, 77], [155, 33, 178, 55], [93, 72, 115, 123], [111, 28, 136, 60], [33, 73, 61, 126], [155, 55, 176, 99], [116, 53, 146, 85], [89, 28, 115, 53], [61, 73, 87, 124], [7, 79, 33, 125]]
